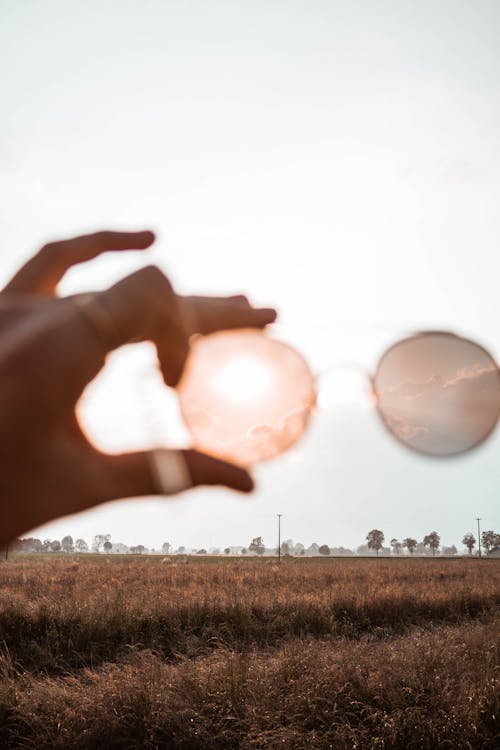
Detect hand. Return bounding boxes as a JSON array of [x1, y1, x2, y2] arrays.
[[0, 231, 277, 546]]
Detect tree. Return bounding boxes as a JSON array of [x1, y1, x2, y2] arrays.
[[224, 547, 231, 555], [390, 538, 402, 555], [481, 530, 500, 553], [293, 542, 305, 556], [423, 531, 440, 556], [176, 546, 186, 555], [280, 541, 290, 556], [442, 545, 457, 556], [61, 535, 74, 553], [75, 538, 88, 553], [241, 548, 247, 555], [12, 537, 43, 553], [162, 542, 171, 555], [402, 537, 417, 555], [415, 542, 430, 556], [249, 536, 265, 555], [103, 540, 112, 554], [462, 533, 476, 556], [366, 529, 384, 555], [132, 545, 145, 554], [92, 534, 111, 553], [196, 548, 207, 555], [319, 544, 330, 556], [50, 540, 61, 553]]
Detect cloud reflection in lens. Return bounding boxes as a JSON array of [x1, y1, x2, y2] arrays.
[[178, 330, 317, 465], [373, 332, 500, 456]]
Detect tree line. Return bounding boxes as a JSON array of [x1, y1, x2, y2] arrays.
[[5, 529, 499, 558]]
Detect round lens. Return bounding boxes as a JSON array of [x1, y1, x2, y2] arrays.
[[178, 330, 316, 466], [373, 332, 500, 456]]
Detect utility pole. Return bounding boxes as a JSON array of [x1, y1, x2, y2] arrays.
[[277, 514, 282, 563], [476, 517, 482, 558]]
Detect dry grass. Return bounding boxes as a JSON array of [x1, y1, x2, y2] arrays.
[[0, 556, 498, 748]]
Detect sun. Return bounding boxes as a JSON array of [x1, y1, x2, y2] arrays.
[[211, 355, 273, 405], [178, 329, 316, 464]]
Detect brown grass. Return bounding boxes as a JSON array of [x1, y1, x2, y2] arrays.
[[0, 556, 498, 748]]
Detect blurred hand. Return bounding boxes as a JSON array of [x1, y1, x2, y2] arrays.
[[0, 231, 276, 546]]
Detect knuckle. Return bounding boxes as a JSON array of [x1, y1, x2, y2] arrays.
[[39, 242, 62, 262], [140, 265, 174, 293]]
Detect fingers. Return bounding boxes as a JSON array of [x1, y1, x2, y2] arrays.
[[96, 265, 191, 387], [181, 295, 277, 336], [3, 230, 155, 296], [89, 448, 254, 508], [183, 449, 254, 492]]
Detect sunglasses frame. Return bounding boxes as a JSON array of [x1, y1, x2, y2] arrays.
[[370, 330, 500, 458]]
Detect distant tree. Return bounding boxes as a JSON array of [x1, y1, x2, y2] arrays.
[[129, 545, 145, 554], [162, 542, 171, 555], [335, 547, 354, 556], [61, 535, 74, 553], [249, 536, 265, 555], [390, 538, 403, 555], [462, 533, 476, 556], [241, 548, 247, 555], [280, 541, 290, 556], [42, 539, 51, 553], [402, 537, 417, 555], [442, 545, 457, 556], [366, 529, 384, 555], [92, 534, 111, 553], [319, 544, 330, 556], [423, 531, 440, 556], [103, 540, 112, 554], [75, 538, 88, 553], [224, 547, 231, 555], [13, 537, 43, 554], [293, 542, 305, 556], [196, 548, 207, 555], [50, 540, 61, 553], [177, 546, 186, 554], [415, 542, 430, 556], [481, 530, 500, 553], [308, 543, 320, 556]]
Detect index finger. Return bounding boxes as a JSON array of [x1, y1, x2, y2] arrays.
[[3, 230, 155, 297]]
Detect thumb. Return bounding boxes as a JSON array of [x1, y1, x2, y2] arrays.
[[93, 448, 254, 505], [183, 449, 254, 493]]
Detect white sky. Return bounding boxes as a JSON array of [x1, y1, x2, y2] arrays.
[[1, 0, 499, 550]]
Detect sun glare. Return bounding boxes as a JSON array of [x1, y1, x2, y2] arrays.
[[211, 356, 273, 405], [178, 329, 317, 465]]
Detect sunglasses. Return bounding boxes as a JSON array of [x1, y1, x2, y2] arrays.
[[176, 329, 500, 465]]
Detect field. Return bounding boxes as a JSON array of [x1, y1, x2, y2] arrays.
[[0, 556, 498, 749]]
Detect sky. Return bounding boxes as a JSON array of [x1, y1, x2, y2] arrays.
[[1, 0, 499, 551]]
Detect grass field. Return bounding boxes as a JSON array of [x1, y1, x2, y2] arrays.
[[0, 556, 498, 749]]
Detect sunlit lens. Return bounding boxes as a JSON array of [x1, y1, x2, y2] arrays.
[[177, 330, 317, 465], [373, 332, 500, 456]]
